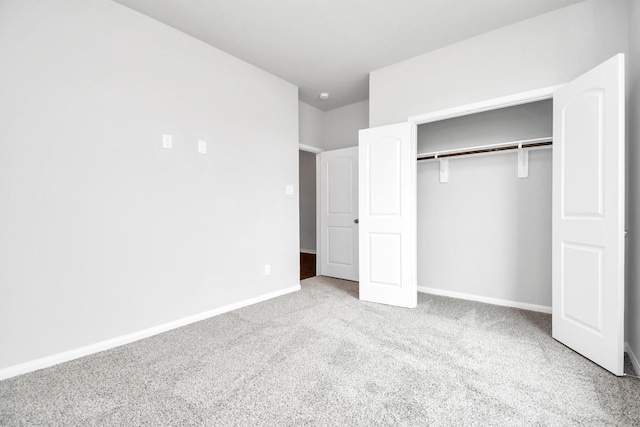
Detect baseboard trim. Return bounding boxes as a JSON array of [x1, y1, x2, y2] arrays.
[[417, 286, 552, 314], [625, 342, 640, 374], [300, 249, 317, 255], [0, 284, 301, 381]]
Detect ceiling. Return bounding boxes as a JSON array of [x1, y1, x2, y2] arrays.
[[112, 0, 585, 111]]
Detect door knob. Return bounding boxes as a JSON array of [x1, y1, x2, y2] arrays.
[[354, 219, 359, 224]]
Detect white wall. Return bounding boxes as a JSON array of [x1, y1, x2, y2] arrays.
[[299, 102, 325, 150], [370, 0, 629, 127], [626, 0, 640, 366], [369, 0, 629, 310], [299, 100, 368, 152], [418, 102, 552, 307], [418, 100, 552, 152], [299, 150, 316, 253], [0, 0, 299, 371], [324, 100, 369, 151], [298, 102, 322, 257]]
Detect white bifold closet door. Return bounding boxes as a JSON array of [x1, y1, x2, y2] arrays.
[[552, 54, 625, 376], [358, 122, 417, 308], [358, 54, 625, 376]]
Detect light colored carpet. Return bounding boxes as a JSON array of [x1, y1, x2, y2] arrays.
[[1, 276, 639, 426]]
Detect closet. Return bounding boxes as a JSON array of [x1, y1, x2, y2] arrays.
[[416, 100, 553, 312], [358, 54, 625, 376]]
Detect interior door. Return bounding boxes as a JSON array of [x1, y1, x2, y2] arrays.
[[359, 122, 417, 308], [319, 147, 359, 281], [552, 54, 625, 375]]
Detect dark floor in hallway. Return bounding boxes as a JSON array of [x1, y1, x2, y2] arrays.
[[300, 252, 316, 280]]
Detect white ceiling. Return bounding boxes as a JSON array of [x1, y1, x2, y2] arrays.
[[112, 0, 585, 111]]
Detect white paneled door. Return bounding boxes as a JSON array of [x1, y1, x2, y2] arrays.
[[358, 122, 417, 308], [552, 54, 625, 376], [319, 147, 359, 281]]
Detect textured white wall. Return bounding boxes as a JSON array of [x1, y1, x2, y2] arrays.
[[418, 102, 552, 307], [324, 100, 369, 151], [0, 0, 298, 370], [370, 0, 629, 127], [418, 101, 552, 153], [626, 0, 640, 366], [299, 150, 317, 252], [299, 102, 325, 150], [299, 100, 369, 152]]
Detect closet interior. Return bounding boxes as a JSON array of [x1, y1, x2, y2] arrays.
[[416, 100, 553, 311]]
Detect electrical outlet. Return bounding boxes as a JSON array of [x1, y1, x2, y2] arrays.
[[264, 264, 271, 276]]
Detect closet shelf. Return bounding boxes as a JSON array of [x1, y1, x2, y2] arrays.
[[417, 137, 552, 161]]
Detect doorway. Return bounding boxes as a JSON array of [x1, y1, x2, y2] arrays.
[[318, 146, 359, 281], [299, 147, 320, 280]]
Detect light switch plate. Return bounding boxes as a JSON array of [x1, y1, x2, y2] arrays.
[[285, 185, 294, 195], [198, 140, 207, 154], [264, 264, 271, 275], [162, 134, 172, 149]]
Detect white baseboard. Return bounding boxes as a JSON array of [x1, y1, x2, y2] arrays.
[[300, 249, 316, 255], [417, 286, 552, 314], [0, 284, 301, 381], [625, 342, 640, 375]]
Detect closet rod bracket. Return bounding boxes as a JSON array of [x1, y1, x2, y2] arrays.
[[518, 143, 529, 178], [435, 154, 449, 183]]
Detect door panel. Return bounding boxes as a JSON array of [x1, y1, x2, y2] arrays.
[[319, 147, 359, 281], [369, 138, 401, 215], [328, 157, 353, 214], [327, 226, 354, 265], [561, 243, 603, 333], [359, 122, 417, 308], [369, 233, 402, 287], [552, 54, 625, 376], [561, 90, 604, 217]]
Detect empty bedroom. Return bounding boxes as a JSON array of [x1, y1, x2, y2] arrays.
[[1, 0, 639, 425]]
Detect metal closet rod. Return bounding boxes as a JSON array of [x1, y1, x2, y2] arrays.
[[416, 137, 553, 161]]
